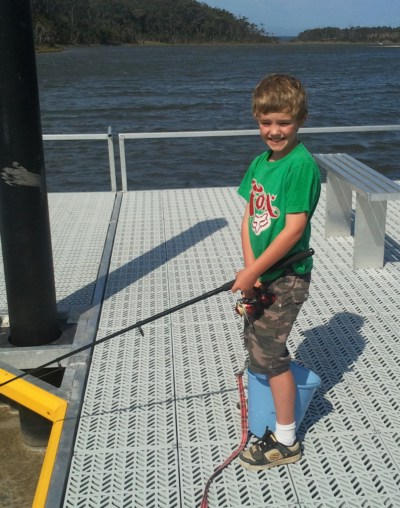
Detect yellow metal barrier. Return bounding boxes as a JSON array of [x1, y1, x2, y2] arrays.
[[0, 368, 68, 508]]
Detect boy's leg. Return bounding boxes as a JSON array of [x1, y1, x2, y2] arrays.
[[269, 369, 296, 424], [269, 369, 296, 445], [239, 272, 310, 470]]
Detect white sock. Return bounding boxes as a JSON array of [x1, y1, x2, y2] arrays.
[[275, 422, 296, 446]]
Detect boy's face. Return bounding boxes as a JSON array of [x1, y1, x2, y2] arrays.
[[256, 112, 303, 161]]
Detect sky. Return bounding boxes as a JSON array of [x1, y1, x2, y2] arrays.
[[203, 0, 400, 36]]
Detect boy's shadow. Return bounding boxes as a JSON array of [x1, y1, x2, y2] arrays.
[[292, 312, 365, 439]]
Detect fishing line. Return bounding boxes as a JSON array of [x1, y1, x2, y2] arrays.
[[0, 248, 314, 390]]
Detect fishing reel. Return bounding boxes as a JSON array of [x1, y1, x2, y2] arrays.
[[235, 287, 276, 319]]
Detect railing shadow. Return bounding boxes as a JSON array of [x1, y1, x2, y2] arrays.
[[294, 311, 366, 439], [58, 217, 228, 311]]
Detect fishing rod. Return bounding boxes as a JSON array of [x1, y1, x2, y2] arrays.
[[0, 248, 314, 389]]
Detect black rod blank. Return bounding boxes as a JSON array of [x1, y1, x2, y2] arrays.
[[0, 248, 314, 388]]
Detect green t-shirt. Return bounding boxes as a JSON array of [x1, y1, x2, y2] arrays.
[[238, 142, 321, 281]]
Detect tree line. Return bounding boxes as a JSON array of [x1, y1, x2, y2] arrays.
[[296, 26, 400, 43], [31, 0, 277, 47]]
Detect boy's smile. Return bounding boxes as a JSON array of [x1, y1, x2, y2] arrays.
[[257, 112, 303, 161]]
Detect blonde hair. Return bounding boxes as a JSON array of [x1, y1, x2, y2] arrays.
[[252, 74, 308, 123]]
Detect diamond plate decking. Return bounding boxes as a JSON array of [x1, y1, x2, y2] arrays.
[[2, 183, 400, 507]]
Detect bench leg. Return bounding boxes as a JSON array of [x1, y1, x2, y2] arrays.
[[325, 173, 352, 237], [353, 195, 387, 269]]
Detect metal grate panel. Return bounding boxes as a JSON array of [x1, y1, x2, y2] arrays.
[[290, 433, 400, 506], [62, 186, 400, 507], [179, 443, 297, 508], [0, 192, 116, 310], [49, 192, 116, 309]]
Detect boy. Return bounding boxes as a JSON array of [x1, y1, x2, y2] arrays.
[[231, 74, 320, 470]]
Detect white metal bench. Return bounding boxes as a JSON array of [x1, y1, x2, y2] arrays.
[[313, 153, 400, 269]]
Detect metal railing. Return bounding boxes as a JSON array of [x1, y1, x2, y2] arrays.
[[43, 126, 117, 191], [118, 124, 400, 192], [41, 124, 400, 192]]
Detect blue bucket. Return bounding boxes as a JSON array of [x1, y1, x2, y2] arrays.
[[247, 362, 321, 438]]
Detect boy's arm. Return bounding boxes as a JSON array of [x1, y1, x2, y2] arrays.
[[232, 212, 308, 294], [241, 203, 255, 268], [240, 203, 261, 297]]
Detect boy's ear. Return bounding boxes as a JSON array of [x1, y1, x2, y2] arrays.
[[298, 113, 308, 126], [295, 118, 306, 130]]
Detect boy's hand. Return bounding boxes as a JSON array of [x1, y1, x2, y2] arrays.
[[231, 268, 259, 296]]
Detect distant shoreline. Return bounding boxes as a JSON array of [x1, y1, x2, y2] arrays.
[[35, 40, 399, 53]]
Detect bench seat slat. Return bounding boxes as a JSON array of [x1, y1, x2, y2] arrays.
[[314, 153, 400, 201], [338, 154, 399, 194]]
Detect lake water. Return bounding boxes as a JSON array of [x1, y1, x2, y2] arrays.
[[36, 44, 400, 192]]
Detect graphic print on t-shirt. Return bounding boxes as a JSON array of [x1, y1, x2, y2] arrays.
[[250, 179, 280, 235]]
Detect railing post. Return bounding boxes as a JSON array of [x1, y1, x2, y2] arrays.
[[119, 135, 128, 192], [107, 126, 117, 192], [0, 0, 60, 346]]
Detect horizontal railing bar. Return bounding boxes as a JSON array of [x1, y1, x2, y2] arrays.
[[120, 129, 257, 139], [302, 125, 400, 134], [41, 124, 400, 142], [43, 134, 110, 141], [119, 124, 400, 140]]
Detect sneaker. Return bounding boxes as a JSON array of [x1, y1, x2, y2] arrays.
[[238, 430, 301, 471]]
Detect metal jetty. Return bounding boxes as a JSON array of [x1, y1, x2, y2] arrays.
[[3, 184, 400, 506], [1, 127, 400, 507]]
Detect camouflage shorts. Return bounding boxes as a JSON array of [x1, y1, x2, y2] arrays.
[[243, 271, 311, 377]]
